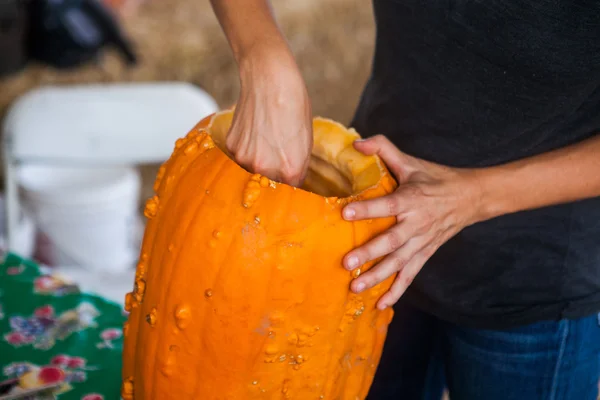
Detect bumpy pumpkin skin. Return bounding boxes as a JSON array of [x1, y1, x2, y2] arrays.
[[122, 110, 398, 400]]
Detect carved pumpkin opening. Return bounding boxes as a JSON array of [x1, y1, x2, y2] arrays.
[[202, 110, 386, 198]]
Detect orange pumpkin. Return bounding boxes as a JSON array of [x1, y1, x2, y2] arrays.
[[121, 109, 398, 399]]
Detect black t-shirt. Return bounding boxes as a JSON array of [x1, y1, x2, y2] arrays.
[[351, 0, 600, 329]]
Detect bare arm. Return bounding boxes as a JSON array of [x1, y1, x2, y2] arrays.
[[339, 133, 600, 308], [476, 133, 600, 220], [210, 0, 288, 63], [209, 0, 313, 186]]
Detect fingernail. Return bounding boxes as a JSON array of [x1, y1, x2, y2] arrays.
[[355, 282, 365, 292], [343, 208, 355, 220], [378, 303, 388, 310], [346, 255, 359, 269]]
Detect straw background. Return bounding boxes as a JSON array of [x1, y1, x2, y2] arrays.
[[0, 0, 376, 203]]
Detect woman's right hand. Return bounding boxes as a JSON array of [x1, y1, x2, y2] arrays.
[[226, 46, 313, 187]]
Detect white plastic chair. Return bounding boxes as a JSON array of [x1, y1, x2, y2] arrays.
[[2, 82, 219, 254]]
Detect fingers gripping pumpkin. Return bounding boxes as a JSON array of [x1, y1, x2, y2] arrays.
[[121, 110, 398, 400]]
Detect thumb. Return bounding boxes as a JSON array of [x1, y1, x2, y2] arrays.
[[353, 135, 414, 181]]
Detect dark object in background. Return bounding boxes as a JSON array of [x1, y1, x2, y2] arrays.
[[0, 0, 137, 77], [0, 0, 28, 78], [27, 0, 138, 69]]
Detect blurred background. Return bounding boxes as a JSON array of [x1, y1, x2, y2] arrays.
[[0, 0, 375, 287], [1, 0, 376, 170]]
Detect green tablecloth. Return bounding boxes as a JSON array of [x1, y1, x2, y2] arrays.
[[0, 253, 126, 399]]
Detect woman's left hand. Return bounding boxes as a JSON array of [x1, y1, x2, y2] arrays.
[[342, 135, 484, 309]]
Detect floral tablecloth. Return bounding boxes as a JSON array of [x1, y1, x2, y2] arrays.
[[0, 253, 126, 399]]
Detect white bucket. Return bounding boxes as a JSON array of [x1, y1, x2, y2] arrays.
[[18, 165, 143, 272], [0, 196, 36, 258]]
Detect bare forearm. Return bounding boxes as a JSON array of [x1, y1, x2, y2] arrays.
[[208, 0, 312, 186], [474, 134, 600, 221], [209, 0, 291, 63]]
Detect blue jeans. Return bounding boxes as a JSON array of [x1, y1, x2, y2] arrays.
[[367, 300, 600, 400]]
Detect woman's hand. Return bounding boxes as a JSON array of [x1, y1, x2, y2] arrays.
[[226, 47, 313, 187], [342, 135, 483, 309]]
